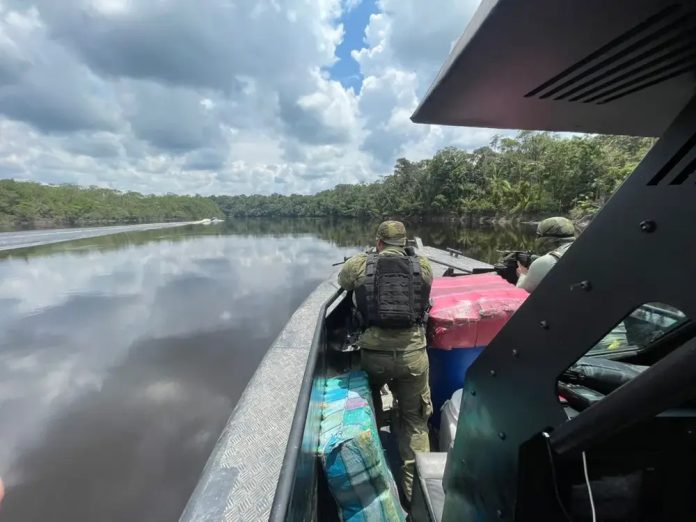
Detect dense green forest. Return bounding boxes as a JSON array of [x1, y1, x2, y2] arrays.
[[214, 132, 654, 220], [0, 132, 654, 229], [0, 180, 223, 228]]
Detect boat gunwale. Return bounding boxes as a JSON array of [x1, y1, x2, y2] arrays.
[[268, 288, 344, 522]]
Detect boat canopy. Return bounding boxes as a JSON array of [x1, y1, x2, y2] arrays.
[[411, 0, 696, 137]]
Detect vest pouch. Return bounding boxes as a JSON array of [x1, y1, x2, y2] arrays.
[[355, 253, 430, 329]]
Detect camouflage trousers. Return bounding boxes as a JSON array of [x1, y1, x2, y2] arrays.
[[361, 348, 432, 501]]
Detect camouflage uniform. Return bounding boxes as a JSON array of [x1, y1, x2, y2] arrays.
[[338, 221, 433, 501], [529, 217, 630, 348], [517, 217, 576, 292]]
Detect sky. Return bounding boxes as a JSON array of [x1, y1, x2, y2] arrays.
[[0, 0, 500, 196]]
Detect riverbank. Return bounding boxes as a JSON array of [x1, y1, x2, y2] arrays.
[[0, 180, 223, 230]]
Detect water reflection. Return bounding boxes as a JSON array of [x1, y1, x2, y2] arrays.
[[407, 221, 539, 264], [0, 229, 358, 521], [217, 218, 539, 263], [0, 219, 538, 265], [0, 219, 536, 521]]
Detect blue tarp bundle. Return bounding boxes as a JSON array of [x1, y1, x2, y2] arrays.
[[319, 371, 405, 522]]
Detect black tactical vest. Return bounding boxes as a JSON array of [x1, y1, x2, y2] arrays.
[[354, 252, 431, 328]]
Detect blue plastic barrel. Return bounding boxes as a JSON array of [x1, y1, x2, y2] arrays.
[[427, 346, 484, 428]]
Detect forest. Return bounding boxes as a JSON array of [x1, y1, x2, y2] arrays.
[[0, 132, 655, 229], [213, 132, 654, 221], [0, 180, 222, 228]]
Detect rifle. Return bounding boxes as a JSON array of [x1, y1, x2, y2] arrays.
[[332, 246, 379, 266], [332, 245, 418, 266], [488, 250, 538, 285], [497, 250, 538, 269]]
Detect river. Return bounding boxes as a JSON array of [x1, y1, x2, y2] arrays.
[[0, 219, 536, 521]]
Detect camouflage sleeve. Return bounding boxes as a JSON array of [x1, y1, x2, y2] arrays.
[[338, 253, 367, 291], [418, 255, 433, 285], [516, 253, 555, 293]]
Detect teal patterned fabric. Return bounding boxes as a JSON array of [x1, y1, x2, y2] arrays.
[[319, 371, 405, 522]]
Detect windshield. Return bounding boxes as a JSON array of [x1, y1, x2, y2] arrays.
[[589, 303, 688, 355]]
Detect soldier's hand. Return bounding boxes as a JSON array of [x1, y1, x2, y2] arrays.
[[516, 261, 528, 277]]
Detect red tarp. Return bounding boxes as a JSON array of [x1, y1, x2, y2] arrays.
[[428, 273, 528, 349]]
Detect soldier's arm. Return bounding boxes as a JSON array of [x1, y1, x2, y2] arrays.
[[419, 256, 433, 285], [338, 253, 367, 291], [516, 254, 555, 292]]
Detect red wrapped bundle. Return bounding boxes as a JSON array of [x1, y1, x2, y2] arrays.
[[428, 274, 528, 349]]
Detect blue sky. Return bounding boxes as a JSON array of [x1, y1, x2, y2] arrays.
[[330, 0, 379, 91]]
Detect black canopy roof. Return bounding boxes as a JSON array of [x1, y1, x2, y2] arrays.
[[411, 0, 696, 137]]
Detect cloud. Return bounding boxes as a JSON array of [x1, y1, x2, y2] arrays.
[[353, 0, 497, 167], [118, 80, 225, 152], [60, 132, 123, 158], [0, 0, 498, 195], [281, 71, 360, 146], [0, 6, 121, 133], [343, 0, 364, 13], [183, 148, 228, 172]]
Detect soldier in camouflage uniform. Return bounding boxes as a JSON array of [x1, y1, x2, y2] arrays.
[[516, 216, 576, 292], [338, 220, 433, 502]]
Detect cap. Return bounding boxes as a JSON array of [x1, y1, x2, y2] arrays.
[[376, 220, 407, 246]]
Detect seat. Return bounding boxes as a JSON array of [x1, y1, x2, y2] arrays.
[[563, 357, 647, 394], [410, 453, 447, 522]]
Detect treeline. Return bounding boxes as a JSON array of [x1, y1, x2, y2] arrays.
[[213, 132, 654, 220], [0, 180, 223, 228], [1, 132, 655, 229]]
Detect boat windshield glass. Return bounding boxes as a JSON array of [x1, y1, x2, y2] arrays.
[[588, 302, 688, 356]]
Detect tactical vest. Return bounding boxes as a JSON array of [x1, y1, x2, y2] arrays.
[[354, 252, 431, 329]]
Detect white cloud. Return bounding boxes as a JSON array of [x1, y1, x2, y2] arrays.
[[353, 0, 501, 167], [343, 0, 363, 13], [0, 0, 500, 195], [296, 71, 361, 143]]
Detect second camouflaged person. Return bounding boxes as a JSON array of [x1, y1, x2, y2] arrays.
[[516, 216, 576, 293], [337, 220, 433, 504]]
